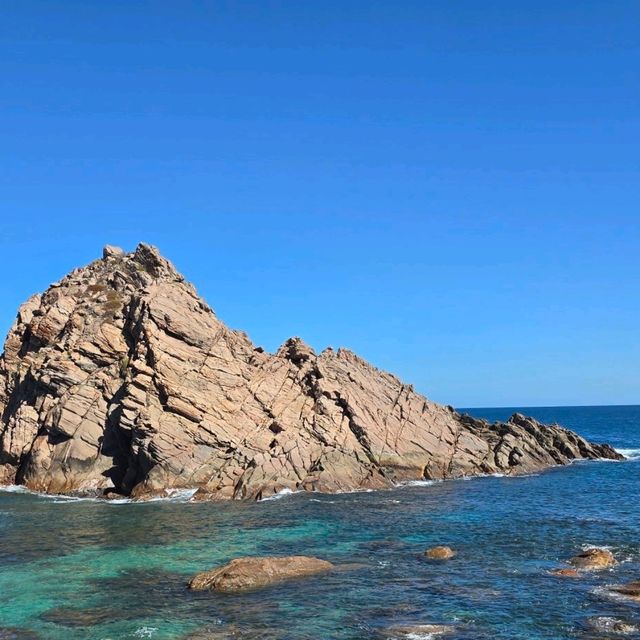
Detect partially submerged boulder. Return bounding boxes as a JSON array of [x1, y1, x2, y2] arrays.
[[549, 568, 581, 578], [587, 617, 638, 635], [607, 580, 640, 602], [568, 548, 616, 570], [424, 546, 456, 560], [188, 556, 334, 592]]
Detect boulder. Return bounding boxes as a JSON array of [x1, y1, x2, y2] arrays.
[[424, 546, 456, 560], [188, 556, 334, 592], [568, 548, 616, 570], [587, 617, 638, 635], [102, 245, 124, 259], [608, 580, 640, 602]]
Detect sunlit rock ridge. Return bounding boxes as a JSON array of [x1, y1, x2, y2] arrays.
[[0, 244, 622, 499]]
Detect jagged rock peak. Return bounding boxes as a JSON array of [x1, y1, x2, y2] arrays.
[[0, 244, 623, 500], [276, 337, 316, 365]]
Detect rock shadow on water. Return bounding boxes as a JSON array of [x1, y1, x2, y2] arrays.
[[0, 629, 40, 640], [40, 605, 136, 628]]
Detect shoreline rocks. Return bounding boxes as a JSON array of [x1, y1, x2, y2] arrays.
[[188, 556, 334, 592], [0, 243, 624, 500]]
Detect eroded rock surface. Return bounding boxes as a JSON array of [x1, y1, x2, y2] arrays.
[[188, 556, 334, 592], [0, 243, 623, 499]]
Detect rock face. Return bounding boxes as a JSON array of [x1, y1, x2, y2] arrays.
[[0, 243, 623, 499], [188, 556, 334, 592]]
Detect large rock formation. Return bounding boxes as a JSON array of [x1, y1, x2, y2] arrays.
[[0, 244, 623, 499], [188, 556, 334, 592]]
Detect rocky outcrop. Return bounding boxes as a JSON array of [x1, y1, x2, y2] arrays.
[[587, 617, 638, 635], [568, 548, 616, 570], [0, 243, 623, 499], [188, 556, 334, 592], [607, 581, 640, 602], [424, 546, 456, 560]]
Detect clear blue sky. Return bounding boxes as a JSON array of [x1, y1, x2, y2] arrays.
[[1, 1, 638, 407]]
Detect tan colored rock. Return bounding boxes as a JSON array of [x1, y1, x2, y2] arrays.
[[549, 568, 581, 578], [424, 546, 456, 560], [0, 243, 624, 499], [568, 548, 616, 570], [187, 556, 334, 592], [608, 580, 640, 602]]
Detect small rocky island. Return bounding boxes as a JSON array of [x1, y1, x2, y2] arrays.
[[0, 244, 622, 499]]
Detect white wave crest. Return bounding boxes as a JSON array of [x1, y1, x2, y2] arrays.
[[616, 448, 640, 460], [0, 484, 198, 504], [398, 480, 437, 487], [259, 487, 302, 501]]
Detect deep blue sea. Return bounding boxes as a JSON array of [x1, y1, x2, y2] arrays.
[[0, 405, 638, 640]]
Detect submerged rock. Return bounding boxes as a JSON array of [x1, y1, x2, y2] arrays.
[[188, 556, 334, 592], [549, 568, 581, 578], [587, 617, 638, 635], [607, 580, 640, 602], [424, 546, 456, 560], [0, 629, 40, 640], [0, 243, 623, 499], [568, 548, 616, 570]]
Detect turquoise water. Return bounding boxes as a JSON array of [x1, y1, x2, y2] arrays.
[[0, 405, 638, 639]]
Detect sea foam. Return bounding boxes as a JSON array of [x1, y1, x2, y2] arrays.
[[616, 448, 640, 460]]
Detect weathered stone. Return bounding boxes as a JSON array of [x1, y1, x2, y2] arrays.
[[0, 244, 624, 499], [587, 617, 638, 635], [424, 546, 456, 560], [568, 548, 616, 570], [102, 245, 124, 259], [188, 556, 334, 592], [549, 568, 581, 578], [607, 580, 640, 602]]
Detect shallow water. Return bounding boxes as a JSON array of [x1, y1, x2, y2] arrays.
[[0, 405, 638, 639]]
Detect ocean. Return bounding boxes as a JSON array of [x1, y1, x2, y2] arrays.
[[0, 405, 638, 640]]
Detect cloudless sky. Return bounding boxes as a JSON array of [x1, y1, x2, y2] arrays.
[[1, 1, 638, 407]]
